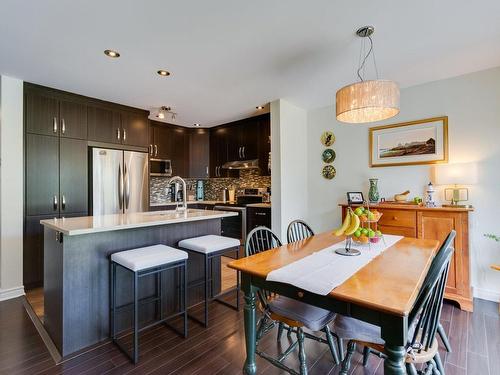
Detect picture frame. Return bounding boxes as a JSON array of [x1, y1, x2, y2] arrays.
[[369, 116, 448, 168], [347, 192, 364, 204]]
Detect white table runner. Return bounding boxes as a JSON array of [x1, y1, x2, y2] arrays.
[[266, 234, 403, 295]]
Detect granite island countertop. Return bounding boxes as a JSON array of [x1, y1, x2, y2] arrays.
[[40, 209, 238, 236]]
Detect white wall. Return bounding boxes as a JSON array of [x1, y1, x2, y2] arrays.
[[271, 99, 308, 240], [306, 66, 500, 301], [0, 76, 24, 301]]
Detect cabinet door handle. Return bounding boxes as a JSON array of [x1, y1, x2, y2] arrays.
[[206, 166, 209, 176], [61, 194, 66, 211], [242, 146, 245, 158], [61, 118, 66, 134], [154, 144, 158, 157], [238, 147, 242, 158], [149, 144, 153, 155], [117, 128, 121, 140], [123, 128, 127, 141], [255, 212, 267, 216], [53, 117, 58, 133], [53, 195, 58, 210]]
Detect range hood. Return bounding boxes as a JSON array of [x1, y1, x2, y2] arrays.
[[222, 159, 259, 170]]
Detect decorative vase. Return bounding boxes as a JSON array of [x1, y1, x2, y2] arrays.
[[368, 178, 380, 203]]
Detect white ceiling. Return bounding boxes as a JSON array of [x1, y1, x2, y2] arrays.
[[1, 0, 500, 127]]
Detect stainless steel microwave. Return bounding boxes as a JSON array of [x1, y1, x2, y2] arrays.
[[150, 158, 172, 176]]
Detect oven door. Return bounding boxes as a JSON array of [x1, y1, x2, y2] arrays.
[[214, 206, 246, 244]]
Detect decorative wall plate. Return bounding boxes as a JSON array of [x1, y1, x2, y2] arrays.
[[322, 148, 336, 163], [320, 131, 335, 146], [322, 165, 336, 179]]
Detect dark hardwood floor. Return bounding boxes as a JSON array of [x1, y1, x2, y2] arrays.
[[0, 296, 497, 374]]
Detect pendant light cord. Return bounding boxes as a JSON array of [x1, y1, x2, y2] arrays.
[[357, 35, 377, 81]]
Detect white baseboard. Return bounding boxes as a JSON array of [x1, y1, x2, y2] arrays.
[[0, 286, 25, 301], [473, 287, 500, 303]]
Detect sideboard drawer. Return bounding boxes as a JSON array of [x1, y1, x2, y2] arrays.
[[379, 225, 416, 238], [378, 209, 416, 228]]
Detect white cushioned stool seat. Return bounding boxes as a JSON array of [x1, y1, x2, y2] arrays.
[[178, 235, 240, 254], [111, 244, 188, 272]]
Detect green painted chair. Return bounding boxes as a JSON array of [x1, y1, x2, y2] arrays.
[[246, 226, 341, 375], [336, 230, 456, 375]]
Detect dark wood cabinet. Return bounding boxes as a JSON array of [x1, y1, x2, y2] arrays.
[[25, 91, 59, 136], [151, 123, 172, 159], [209, 126, 230, 178], [210, 114, 270, 177], [60, 138, 88, 214], [170, 127, 189, 177], [121, 111, 149, 148], [25, 88, 88, 139], [189, 129, 210, 178], [24, 214, 57, 289], [247, 206, 272, 232], [26, 134, 60, 216], [87, 106, 121, 144], [59, 99, 87, 139]]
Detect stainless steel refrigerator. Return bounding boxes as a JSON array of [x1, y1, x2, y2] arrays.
[[92, 148, 148, 215]]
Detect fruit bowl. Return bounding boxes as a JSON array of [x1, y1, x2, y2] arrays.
[[353, 206, 383, 223], [352, 230, 383, 245]]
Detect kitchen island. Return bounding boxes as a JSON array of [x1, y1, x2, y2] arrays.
[[40, 209, 237, 357]]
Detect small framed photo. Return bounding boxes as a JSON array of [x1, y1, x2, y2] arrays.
[[347, 192, 364, 204]]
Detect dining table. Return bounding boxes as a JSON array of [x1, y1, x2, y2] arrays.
[[228, 231, 440, 375]]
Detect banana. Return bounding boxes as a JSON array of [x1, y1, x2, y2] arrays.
[[344, 211, 360, 236], [333, 209, 351, 236]]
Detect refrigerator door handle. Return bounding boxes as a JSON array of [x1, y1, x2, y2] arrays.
[[118, 164, 123, 210], [124, 162, 130, 210]]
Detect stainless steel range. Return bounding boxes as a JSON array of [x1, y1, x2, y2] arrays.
[[214, 188, 268, 243]]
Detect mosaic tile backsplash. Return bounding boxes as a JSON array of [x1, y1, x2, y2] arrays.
[[150, 169, 271, 204]]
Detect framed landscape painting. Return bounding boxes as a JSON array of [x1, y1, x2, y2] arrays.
[[369, 116, 448, 167]]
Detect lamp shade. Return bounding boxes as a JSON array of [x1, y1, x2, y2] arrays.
[[336, 80, 400, 123], [433, 163, 478, 185]]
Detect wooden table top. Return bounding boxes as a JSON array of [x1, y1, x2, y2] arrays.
[[228, 232, 440, 317]]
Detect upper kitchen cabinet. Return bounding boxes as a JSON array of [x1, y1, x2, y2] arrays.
[[58, 99, 87, 139], [25, 85, 87, 139], [189, 128, 210, 178], [150, 121, 172, 159], [209, 126, 229, 178], [87, 105, 122, 144], [121, 111, 150, 148]]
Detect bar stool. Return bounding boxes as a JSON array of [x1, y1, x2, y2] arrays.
[[178, 235, 240, 327], [110, 244, 188, 364]]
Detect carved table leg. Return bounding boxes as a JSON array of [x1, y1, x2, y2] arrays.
[[242, 274, 257, 375]]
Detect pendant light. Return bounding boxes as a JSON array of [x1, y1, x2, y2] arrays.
[[336, 26, 400, 124], [156, 106, 177, 121]]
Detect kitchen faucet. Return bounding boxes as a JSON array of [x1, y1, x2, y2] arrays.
[[167, 176, 187, 212]]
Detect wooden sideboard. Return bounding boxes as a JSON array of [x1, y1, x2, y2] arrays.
[[340, 203, 474, 312]]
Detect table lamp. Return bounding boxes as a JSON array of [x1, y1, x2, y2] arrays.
[[433, 163, 477, 208]]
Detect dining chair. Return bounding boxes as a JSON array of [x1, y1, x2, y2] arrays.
[[246, 226, 341, 375], [287, 219, 315, 243], [336, 230, 456, 375]]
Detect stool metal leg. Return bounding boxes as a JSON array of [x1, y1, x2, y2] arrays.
[[183, 261, 188, 338], [133, 272, 139, 364], [204, 255, 209, 327], [110, 262, 116, 341]]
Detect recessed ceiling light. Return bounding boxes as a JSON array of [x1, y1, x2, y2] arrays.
[[256, 106, 264, 110], [157, 70, 171, 77], [104, 49, 120, 58], [194, 123, 201, 127]]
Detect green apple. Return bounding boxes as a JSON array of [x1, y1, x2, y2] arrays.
[[354, 230, 361, 238], [354, 207, 364, 216], [376, 230, 382, 237], [368, 229, 375, 238], [361, 228, 369, 236]]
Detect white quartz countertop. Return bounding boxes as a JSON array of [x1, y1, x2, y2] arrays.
[[149, 200, 222, 207], [40, 209, 238, 236]]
